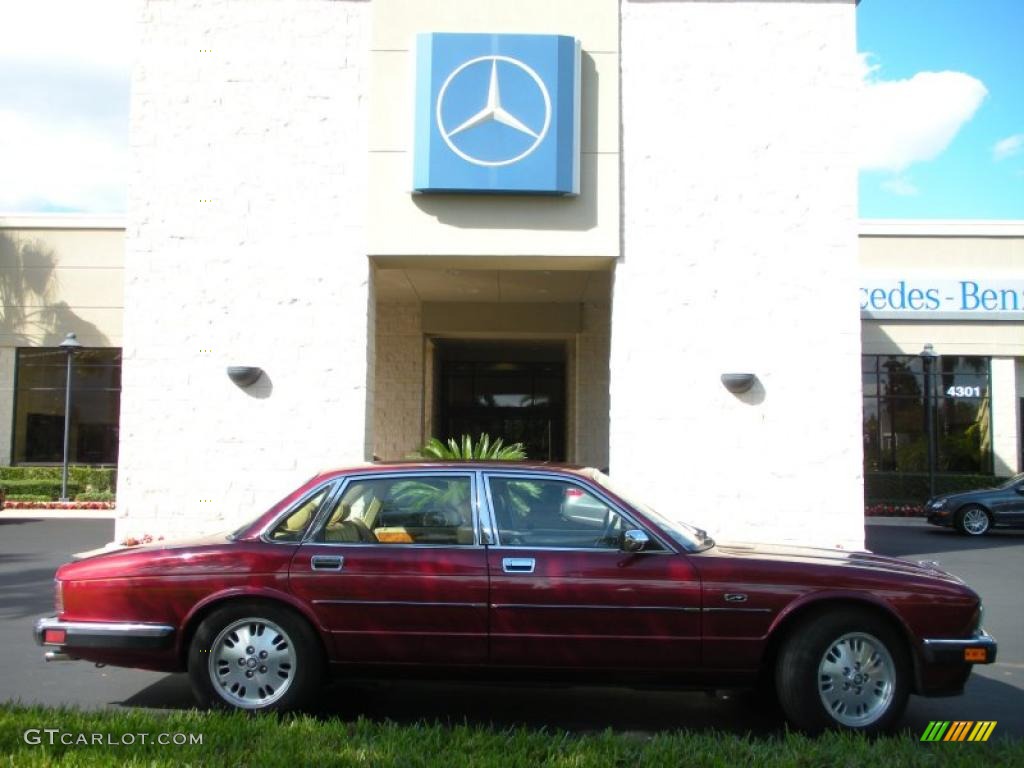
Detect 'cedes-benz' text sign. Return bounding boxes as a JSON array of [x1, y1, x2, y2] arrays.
[[860, 276, 1024, 320], [413, 33, 581, 195]]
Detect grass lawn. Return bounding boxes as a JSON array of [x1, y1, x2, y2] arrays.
[[0, 704, 1019, 767]]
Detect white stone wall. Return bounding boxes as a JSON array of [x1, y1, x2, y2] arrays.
[[118, 0, 373, 541], [612, 0, 864, 549], [373, 302, 423, 460]]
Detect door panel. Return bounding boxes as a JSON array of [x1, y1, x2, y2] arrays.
[[288, 472, 488, 665], [291, 544, 488, 665], [488, 548, 701, 669], [483, 473, 701, 669]]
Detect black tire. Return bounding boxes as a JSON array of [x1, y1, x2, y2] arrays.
[[954, 505, 991, 536], [775, 609, 909, 734], [188, 600, 323, 712]]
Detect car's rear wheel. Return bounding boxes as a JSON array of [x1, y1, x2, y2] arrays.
[[955, 505, 991, 536], [775, 609, 909, 733], [188, 601, 322, 712]]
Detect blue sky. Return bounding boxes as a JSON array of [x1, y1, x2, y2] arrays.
[[858, 0, 1024, 219], [1, 0, 1021, 219]]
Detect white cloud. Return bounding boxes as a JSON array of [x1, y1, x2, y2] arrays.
[[2, 1, 136, 76], [0, 110, 128, 212], [0, 1, 134, 212], [993, 133, 1024, 161], [880, 176, 919, 197], [857, 53, 987, 173]]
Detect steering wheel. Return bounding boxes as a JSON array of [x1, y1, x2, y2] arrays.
[[598, 509, 618, 547]]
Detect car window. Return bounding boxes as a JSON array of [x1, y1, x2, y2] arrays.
[[268, 486, 331, 542], [313, 475, 475, 546], [488, 477, 658, 550]]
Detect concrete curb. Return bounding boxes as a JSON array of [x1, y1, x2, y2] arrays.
[[0, 509, 118, 520], [865, 516, 931, 526]]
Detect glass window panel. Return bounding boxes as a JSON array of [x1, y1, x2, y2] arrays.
[[939, 356, 989, 377], [936, 399, 992, 473], [864, 354, 991, 476], [446, 375, 474, 406], [13, 347, 121, 465], [862, 372, 878, 397], [476, 375, 532, 407], [488, 477, 655, 550], [269, 487, 330, 542], [862, 398, 880, 472], [877, 397, 926, 471], [935, 374, 989, 399], [316, 476, 474, 546], [880, 360, 923, 397]]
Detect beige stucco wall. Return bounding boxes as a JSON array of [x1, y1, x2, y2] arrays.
[[373, 302, 423, 460], [575, 301, 610, 469], [0, 217, 123, 348], [366, 0, 620, 259], [372, 297, 611, 464], [0, 216, 124, 467]]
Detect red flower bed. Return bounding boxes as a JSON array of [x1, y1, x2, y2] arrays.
[[121, 534, 164, 547], [2, 500, 115, 510], [865, 503, 924, 517]]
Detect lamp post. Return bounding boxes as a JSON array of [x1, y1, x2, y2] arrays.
[[920, 343, 939, 500], [59, 332, 83, 501]]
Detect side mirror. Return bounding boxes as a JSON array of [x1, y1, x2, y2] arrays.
[[622, 529, 649, 553]]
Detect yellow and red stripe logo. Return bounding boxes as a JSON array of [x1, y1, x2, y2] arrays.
[[920, 721, 997, 742]]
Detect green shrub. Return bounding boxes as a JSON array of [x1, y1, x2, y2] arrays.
[[0, 466, 116, 493], [0, 479, 81, 500], [75, 490, 115, 502], [5, 494, 52, 502], [865, 472, 1008, 504]]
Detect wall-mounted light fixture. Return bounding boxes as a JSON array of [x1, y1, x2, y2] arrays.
[[721, 373, 756, 394], [227, 366, 263, 388]]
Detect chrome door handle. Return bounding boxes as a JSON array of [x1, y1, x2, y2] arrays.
[[311, 555, 344, 571], [502, 557, 535, 574]]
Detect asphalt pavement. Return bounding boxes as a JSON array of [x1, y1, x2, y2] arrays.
[[1, 516, 1021, 739]]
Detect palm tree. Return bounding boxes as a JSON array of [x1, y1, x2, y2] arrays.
[[410, 433, 527, 460]]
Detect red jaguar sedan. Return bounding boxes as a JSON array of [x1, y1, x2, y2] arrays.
[[34, 463, 996, 733]]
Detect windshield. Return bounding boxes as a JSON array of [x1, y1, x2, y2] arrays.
[[583, 469, 714, 552], [998, 472, 1024, 489]]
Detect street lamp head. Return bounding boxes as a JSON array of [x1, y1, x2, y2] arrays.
[[919, 343, 938, 360], [59, 332, 83, 355]]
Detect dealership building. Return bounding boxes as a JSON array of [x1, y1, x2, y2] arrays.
[[1, 0, 1022, 549]]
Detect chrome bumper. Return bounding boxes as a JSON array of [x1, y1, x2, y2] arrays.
[[34, 617, 175, 651], [922, 628, 997, 664]]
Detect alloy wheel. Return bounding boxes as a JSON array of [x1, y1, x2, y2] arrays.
[[961, 508, 990, 535], [208, 617, 296, 709], [817, 632, 896, 727]]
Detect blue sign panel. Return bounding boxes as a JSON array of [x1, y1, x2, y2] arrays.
[[413, 33, 581, 196]]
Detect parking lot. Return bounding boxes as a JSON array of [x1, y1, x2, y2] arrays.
[[1, 516, 1020, 738]]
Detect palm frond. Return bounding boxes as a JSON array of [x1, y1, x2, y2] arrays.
[[406, 433, 527, 460]]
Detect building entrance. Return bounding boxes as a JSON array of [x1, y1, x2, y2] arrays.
[[435, 340, 566, 461]]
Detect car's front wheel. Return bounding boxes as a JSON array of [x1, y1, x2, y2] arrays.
[[955, 505, 991, 536], [188, 600, 323, 712], [775, 609, 909, 733]]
